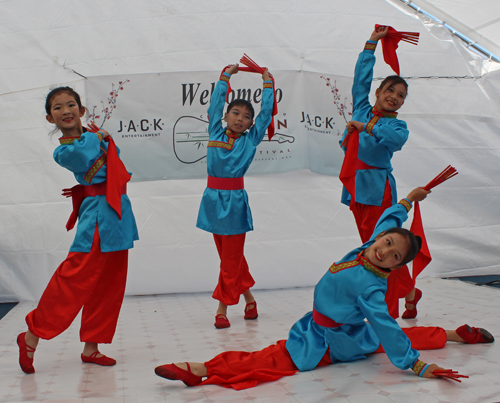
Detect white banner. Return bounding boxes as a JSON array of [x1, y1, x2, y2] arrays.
[[85, 71, 352, 181]]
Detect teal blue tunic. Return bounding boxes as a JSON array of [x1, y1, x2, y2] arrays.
[[286, 200, 421, 372], [340, 40, 409, 207], [196, 74, 274, 235], [53, 130, 139, 253]]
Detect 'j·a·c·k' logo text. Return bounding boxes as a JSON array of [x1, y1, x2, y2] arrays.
[[118, 119, 165, 138]]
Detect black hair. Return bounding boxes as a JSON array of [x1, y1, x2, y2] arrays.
[[384, 227, 422, 266], [227, 99, 255, 120], [378, 75, 408, 96], [45, 86, 84, 115]]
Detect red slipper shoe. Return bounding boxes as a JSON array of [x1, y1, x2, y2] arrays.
[[401, 288, 422, 319], [155, 362, 202, 386], [17, 332, 36, 374], [214, 314, 230, 329], [244, 301, 258, 320], [456, 324, 494, 344], [81, 352, 117, 366]]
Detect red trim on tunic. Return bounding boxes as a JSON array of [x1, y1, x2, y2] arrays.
[[364, 41, 377, 51], [84, 151, 107, 183]]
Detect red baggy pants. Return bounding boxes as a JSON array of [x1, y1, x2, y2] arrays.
[[350, 180, 414, 318], [202, 326, 447, 390], [212, 233, 255, 306], [25, 227, 128, 343]]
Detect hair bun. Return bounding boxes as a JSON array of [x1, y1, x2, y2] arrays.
[[415, 235, 422, 252]]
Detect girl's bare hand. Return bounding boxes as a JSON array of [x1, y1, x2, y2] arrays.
[[370, 26, 389, 41], [422, 363, 443, 378], [406, 187, 431, 203], [346, 121, 365, 133], [225, 64, 239, 75], [262, 68, 272, 81]]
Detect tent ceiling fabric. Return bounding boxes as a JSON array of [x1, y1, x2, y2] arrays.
[[0, 0, 495, 95], [389, 0, 500, 61], [1, 0, 500, 301]]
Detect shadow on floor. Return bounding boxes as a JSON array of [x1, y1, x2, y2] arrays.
[[0, 302, 18, 320], [447, 275, 500, 289]]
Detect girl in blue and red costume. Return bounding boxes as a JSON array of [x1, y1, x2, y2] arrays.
[[155, 187, 494, 389], [17, 87, 138, 374], [196, 64, 274, 329], [340, 26, 419, 319]]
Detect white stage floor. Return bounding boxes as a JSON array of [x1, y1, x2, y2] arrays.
[[1, 278, 499, 403]]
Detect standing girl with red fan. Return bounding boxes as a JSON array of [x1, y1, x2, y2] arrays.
[[340, 25, 420, 319], [196, 64, 274, 329], [17, 87, 138, 374]]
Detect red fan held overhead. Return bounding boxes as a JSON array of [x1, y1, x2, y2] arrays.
[[220, 55, 278, 140], [375, 24, 419, 75], [410, 165, 458, 282]]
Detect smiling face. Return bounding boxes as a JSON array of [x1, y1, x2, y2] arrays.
[[224, 104, 254, 134], [46, 91, 85, 137], [363, 231, 410, 270], [374, 82, 407, 112]]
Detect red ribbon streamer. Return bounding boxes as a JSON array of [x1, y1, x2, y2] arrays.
[[409, 201, 432, 282], [339, 128, 360, 206], [63, 185, 85, 231], [105, 137, 131, 219], [375, 24, 419, 75], [87, 125, 131, 219], [409, 165, 458, 282]]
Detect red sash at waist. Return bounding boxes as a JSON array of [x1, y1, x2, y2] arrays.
[[356, 159, 377, 170], [207, 176, 244, 190], [62, 182, 127, 231], [312, 307, 344, 328], [84, 181, 127, 197]]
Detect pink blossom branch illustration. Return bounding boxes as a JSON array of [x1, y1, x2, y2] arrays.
[[320, 76, 352, 135], [88, 80, 130, 128]]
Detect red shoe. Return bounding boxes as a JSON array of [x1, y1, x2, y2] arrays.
[[456, 324, 494, 344], [401, 288, 422, 319], [155, 363, 202, 386], [81, 352, 117, 366], [214, 314, 230, 329], [244, 301, 258, 320], [17, 332, 36, 374]]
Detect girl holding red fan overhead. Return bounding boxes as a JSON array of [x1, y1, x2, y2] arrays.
[[196, 64, 274, 329], [17, 87, 138, 374], [340, 25, 419, 319]]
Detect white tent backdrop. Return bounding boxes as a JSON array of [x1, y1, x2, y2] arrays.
[[1, 0, 500, 302]]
